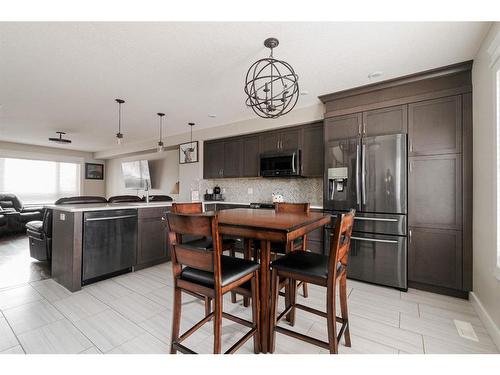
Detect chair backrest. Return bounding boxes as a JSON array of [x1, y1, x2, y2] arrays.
[[274, 202, 310, 214], [55, 196, 108, 205], [328, 209, 355, 281], [171, 202, 203, 214], [167, 212, 222, 281], [108, 195, 143, 203]]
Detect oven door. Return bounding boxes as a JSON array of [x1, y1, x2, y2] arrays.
[[347, 232, 407, 290]]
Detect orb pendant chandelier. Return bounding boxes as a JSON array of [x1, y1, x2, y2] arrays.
[[244, 37, 299, 119]]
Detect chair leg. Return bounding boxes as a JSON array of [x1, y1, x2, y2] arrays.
[[170, 285, 182, 354], [269, 268, 279, 353], [251, 270, 261, 354], [243, 240, 251, 307], [230, 245, 237, 304], [213, 291, 223, 354], [339, 273, 351, 347], [288, 278, 297, 326], [204, 297, 212, 316], [302, 282, 309, 298], [326, 282, 339, 354]]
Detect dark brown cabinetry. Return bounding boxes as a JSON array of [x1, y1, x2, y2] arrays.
[[136, 207, 170, 268], [320, 61, 473, 298], [408, 227, 462, 290], [204, 122, 321, 179], [324, 113, 361, 141], [301, 122, 324, 177], [363, 105, 407, 136], [408, 154, 462, 230], [408, 95, 462, 156], [242, 136, 260, 177], [203, 140, 225, 179]]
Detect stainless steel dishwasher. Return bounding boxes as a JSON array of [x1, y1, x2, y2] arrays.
[[82, 209, 137, 284]]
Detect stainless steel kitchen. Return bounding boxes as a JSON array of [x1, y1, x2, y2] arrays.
[[0, 2, 499, 374]]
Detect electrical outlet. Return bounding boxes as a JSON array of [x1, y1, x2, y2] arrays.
[[248, 188, 253, 195], [222, 188, 226, 193]]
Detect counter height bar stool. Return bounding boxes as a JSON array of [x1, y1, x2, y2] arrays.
[[167, 212, 261, 354], [269, 209, 355, 354], [171, 202, 239, 310]]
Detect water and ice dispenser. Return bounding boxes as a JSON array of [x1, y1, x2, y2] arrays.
[[328, 167, 348, 199]]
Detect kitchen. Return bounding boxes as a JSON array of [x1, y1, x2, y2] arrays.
[[0, 17, 498, 367]]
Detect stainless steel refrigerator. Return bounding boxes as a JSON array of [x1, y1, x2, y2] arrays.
[[324, 133, 407, 290]]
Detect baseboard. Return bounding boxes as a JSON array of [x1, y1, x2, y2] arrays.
[[469, 292, 500, 351]]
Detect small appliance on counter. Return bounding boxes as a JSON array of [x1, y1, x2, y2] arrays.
[[271, 193, 284, 203], [204, 186, 224, 201]]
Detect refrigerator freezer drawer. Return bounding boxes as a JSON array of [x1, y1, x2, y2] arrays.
[[347, 232, 407, 290], [329, 210, 407, 236]]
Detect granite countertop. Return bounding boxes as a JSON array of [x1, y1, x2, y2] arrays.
[[45, 200, 322, 213]]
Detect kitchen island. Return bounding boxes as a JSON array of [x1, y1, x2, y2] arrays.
[[48, 201, 250, 292]]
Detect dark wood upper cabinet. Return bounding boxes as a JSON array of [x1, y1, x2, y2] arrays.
[[324, 113, 361, 141], [408, 154, 462, 230], [203, 140, 224, 179], [408, 227, 462, 290], [363, 105, 408, 137], [223, 138, 242, 177], [281, 128, 300, 150], [301, 123, 323, 177], [408, 95, 462, 156], [242, 136, 260, 177], [260, 131, 281, 153]]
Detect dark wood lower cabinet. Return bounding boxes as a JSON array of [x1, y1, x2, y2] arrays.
[[408, 226, 462, 291], [136, 207, 170, 268]]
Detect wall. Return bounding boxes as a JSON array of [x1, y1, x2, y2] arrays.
[[471, 22, 500, 349], [105, 149, 179, 199], [0, 140, 105, 197]]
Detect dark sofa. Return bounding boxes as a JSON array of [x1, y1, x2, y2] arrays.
[[0, 193, 43, 235]]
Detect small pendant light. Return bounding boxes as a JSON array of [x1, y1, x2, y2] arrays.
[[187, 122, 195, 152], [157, 113, 165, 152], [115, 98, 125, 145]]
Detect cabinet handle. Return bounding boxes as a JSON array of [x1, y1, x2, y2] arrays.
[[363, 123, 366, 136], [409, 162, 413, 174], [409, 229, 412, 244], [409, 140, 413, 152], [358, 122, 362, 136], [161, 217, 166, 221]]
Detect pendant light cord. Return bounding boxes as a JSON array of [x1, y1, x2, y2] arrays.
[[118, 102, 122, 134]]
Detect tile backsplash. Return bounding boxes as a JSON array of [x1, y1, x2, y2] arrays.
[[199, 177, 323, 207]]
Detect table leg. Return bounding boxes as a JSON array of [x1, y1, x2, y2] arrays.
[[259, 240, 271, 353]]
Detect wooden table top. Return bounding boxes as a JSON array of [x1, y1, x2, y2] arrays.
[[217, 208, 330, 233]]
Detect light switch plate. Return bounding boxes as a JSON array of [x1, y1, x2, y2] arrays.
[[191, 190, 200, 201], [59, 213, 65, 221]]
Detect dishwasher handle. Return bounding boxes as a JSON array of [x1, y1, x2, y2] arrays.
[[85, 214, 137, 222], [351, 236, 399, 244]]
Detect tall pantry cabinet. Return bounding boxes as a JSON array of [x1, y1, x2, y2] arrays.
[[320, 61, 473, 298]]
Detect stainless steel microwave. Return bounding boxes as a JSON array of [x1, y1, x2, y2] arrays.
[[259, 150, 301, 177]]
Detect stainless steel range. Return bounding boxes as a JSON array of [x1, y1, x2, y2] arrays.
[[324, 133, 407, 290]]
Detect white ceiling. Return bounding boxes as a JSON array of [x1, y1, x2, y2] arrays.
[[0, 22, 491, 153]]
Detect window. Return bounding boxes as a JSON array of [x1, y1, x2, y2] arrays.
[[0, 157, 80, 204]]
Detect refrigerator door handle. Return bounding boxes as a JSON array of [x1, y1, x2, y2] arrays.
[[351, 236, 399, 244], [356, 143, 361, 206], [354, 217, 398, 222], [361, 143, 367, 206]]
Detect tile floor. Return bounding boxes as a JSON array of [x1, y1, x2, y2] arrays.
[[0, 260, 498, 354]]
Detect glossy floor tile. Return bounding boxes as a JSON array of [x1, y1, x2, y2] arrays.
[[0, 241, 498, 354]]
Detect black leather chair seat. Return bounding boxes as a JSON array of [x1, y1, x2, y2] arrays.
[[271, 251, 342, 280], [180, 255, 259, 288]]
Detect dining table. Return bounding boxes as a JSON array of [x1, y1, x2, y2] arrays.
[[217, 208, 331, 353]]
